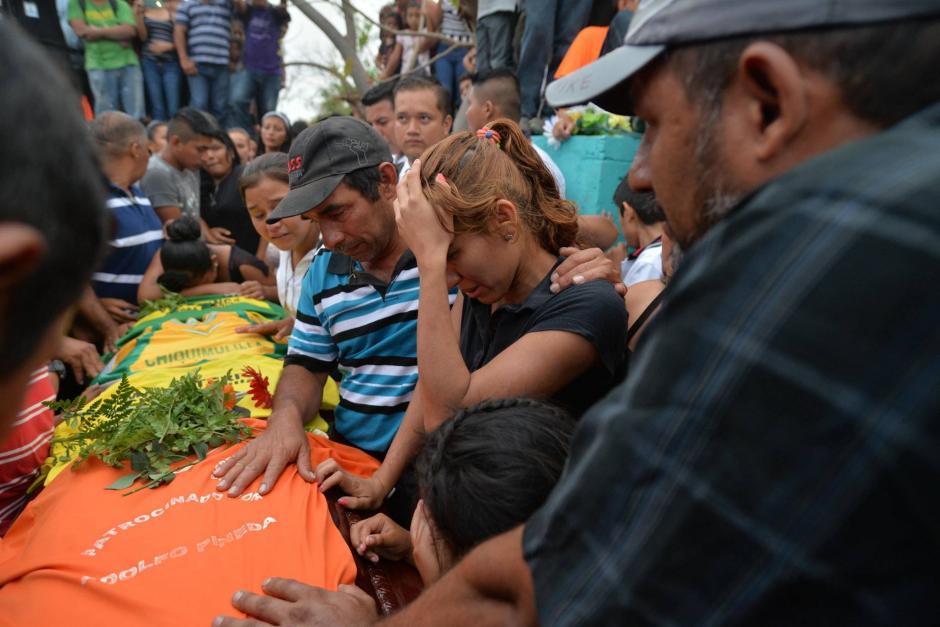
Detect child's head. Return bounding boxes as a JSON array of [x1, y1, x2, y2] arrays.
[[147, 120, 167, 155], [412, 397, 573, 584], [613, 176, 662, 248], [240, 153, 319, 253], [405, 0, 422, 30], [379, 3, 402, 34], [157, 216, 217, 292], [418, 118, 578, 302]]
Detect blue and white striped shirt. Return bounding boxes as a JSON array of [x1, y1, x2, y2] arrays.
[[92, 182, 164, 304], [285, 250, 423, 453], [176, 0, 232, 66]]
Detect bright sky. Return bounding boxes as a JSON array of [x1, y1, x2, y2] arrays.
[[279, 0, 387, 122]]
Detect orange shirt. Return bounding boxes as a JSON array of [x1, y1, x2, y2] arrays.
[[554, 26, 609, 79], [0, 420, 379, 626]]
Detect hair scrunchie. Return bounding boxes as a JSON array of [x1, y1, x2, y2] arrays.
[[475, 127, 502, 149]]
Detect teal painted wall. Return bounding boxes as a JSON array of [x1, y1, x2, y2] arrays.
[[532, 133, 642, 242]]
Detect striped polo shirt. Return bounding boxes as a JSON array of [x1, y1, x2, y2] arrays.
[[285, 250, 424, 453], [175, 0, 232, 66], [0, 368, 55, 536], [92, 182, 164, 304]]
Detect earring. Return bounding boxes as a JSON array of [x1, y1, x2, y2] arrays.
[[504, 232, 514, 242]]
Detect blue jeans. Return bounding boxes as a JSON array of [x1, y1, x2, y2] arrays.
[[186, 62, 230, 120], [518, 0, 593, 118], [141, 56, 182, 121], [88, 64, 145, 119], [433, 43, 467, 112], [227, 68, 282, 130]]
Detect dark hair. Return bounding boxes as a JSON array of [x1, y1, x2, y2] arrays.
[[666, 17, 940, 129], [394, 75, 453, 118], [290, 120, 309, 139], [361, 79, 398, 108], [470, 68, 521, 122], [415, 398, 573, 557], [0, 21, 108, 373], [239, 152, 289, 202], [341, 165, 382, 202], [379, 3, 403, 30], [206, 126, 241, 166], [167, 107, 219, 142], [146, 120, 167, 141], [157, 216, 213, 292], [613, 177, 663, 224]]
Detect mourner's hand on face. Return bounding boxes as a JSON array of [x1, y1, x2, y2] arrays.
[[393, 159, 454, 265], [214, 578, 378, 627], [551, 246, 626, 296]]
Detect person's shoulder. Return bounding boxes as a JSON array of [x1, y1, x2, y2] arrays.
[[142, 158, 174, 184], [548, 279, 623, 309]]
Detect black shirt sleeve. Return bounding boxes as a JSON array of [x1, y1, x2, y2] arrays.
[[527, 279, 628, 375]]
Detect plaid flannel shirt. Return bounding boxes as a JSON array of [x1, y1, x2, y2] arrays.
[[524, 101, 940, 626]]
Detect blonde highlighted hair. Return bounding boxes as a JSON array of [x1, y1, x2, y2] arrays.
[[418, 119, 578, 253]]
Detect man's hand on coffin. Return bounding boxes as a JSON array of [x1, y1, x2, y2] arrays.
[[213, 416, 314, 497], [214, 578, 378, 627]]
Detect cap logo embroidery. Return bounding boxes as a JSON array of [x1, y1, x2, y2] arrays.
[[334, 138, 370, 166], [288, 156, 303, 173]]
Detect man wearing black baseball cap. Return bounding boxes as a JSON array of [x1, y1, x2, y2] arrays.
[[213, 117, 430, 514], [218, 1, 940, 625]]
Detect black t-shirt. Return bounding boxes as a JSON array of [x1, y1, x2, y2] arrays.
[[201, 164, 261, 254], [458, 259, 628, 417]]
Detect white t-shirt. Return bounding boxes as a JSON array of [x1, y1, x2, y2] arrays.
[[621, 239, 663, 287], [277, 245, 319, 317]]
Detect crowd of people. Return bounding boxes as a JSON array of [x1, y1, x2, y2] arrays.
[[1, 0, 940, 625]]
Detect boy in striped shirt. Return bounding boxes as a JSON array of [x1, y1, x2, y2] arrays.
[[174, 0, 233, 119]]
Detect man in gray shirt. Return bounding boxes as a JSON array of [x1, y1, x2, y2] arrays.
[[140, 107, 212, 225]]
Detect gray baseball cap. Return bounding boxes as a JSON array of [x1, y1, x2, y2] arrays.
[[268, 116, 392, 223], [546, 0, 940, 113]]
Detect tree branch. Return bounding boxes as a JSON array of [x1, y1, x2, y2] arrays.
[[374, 41, 461, 87], [332, 0, 473, 47]]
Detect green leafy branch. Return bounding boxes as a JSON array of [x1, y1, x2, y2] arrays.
[[46, 371, 252, 495]]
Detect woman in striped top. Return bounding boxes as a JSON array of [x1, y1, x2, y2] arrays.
[[134, 0, 182, 121]]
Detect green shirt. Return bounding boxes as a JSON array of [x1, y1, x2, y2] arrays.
[[68, 0, 139, 70]]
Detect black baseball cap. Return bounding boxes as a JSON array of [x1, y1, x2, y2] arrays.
[[268, 116, 392, 223], [546, 0, 940, 113]]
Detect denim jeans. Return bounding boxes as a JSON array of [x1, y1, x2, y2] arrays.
[[476, 11, 516, 73], [518, 0, 593, 118], [141, 56, 182, 121], [186, 62, 230, 120], [433, 43, 468, 112], [227, 68, 282, 129], [88, 64, 145, 119]]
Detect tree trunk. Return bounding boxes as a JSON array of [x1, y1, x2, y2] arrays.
[[287, 0, 370, 97]]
